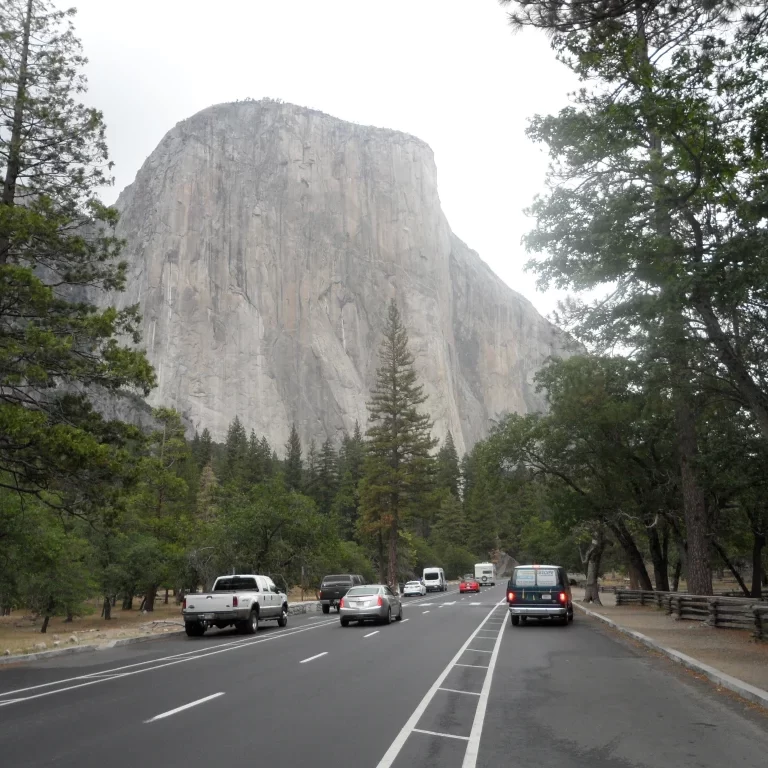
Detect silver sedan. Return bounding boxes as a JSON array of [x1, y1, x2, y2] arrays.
[[339, 584, 403, 626]]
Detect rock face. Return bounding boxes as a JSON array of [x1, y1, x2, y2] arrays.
[[108, 100, 574, 453]]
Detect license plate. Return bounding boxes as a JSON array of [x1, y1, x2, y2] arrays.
[[202, 613, 215, 620], [541, 595, 551, 601]]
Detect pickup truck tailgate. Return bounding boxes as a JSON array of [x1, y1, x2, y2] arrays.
[[184, 594, 238, 614]]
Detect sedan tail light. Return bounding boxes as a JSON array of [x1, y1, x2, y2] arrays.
[[507, 591, 515, 602], [339, 597, 345, 609], [558, 592, 567, 603], [377, 595, 383, 607], [232, 596, 239, 607]]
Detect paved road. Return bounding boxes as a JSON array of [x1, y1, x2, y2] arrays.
[[1, 585, 767, 767]]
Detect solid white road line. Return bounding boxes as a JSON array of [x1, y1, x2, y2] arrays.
[[374, 605, 503, 768], [400, 619, 410, 623], [438, 688, 481, 696], [413, 728, 469, 741], [422, 610, 430, 614], [454, 663, 489, 669], [300, 652, 328, 664], [465, 648, 493, 653], [145, 692, 224, 723], [462, 612, 506, 768], [363, 631, 379, 638], [0, 618, 340, 707]]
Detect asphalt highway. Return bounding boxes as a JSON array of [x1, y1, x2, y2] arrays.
[[1, 584, 767, 767]]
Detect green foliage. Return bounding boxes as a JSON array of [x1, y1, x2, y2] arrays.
[[284, 423, 303, 491]]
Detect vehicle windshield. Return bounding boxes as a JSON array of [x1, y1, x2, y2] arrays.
[[346, 586, 380, 596], [213, 577, 258, 591], [512, 568, 560, 588], [322, 575, 352, 585]]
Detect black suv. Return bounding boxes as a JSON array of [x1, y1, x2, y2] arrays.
[[507, 564, 574, 626], [319, 574, 365, 613]]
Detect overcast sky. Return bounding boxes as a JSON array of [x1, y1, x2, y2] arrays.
[[68, 0, 579, 318]]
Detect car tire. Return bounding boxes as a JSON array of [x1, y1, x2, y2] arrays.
[[396, 605, 403, 621], [322, 604, 330, 614], [511, 615, 520, 626], [384, 607, 392, 625], [239, 610, 258, 635], [185, 622, 205, 637], [340, 618, 349, 627], [278, 605, 288, 628]]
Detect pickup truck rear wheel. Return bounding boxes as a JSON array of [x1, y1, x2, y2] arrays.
[[510, 615, 520, 626], [278, 605, 288, 627], [239, 610, 259, 635], [322, 604, 330, 614], [185, 622, 205, 637]]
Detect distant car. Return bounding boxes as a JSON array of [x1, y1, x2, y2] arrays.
[[339, 584, 403, 626], [403, 580, 427, 597], [460, 576, 480, 593], [507, 564, 573, 626]]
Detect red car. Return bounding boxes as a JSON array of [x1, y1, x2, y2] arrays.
[[459, 575, 480, 593]]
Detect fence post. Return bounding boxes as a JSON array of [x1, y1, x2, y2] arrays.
[[639, 591, 646, 607], [707, 598, 718, 628], [754, 606, 765, 641]]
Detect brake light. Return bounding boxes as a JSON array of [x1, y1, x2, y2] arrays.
[[339, 598, 344, 608], [232, 596, 238, 607], [507, 591, 515, 602], [559, 592, 567, 603], [182, 597, 187, 609], [377, 595, 383, 607]]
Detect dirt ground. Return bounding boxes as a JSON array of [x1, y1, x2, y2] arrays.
[[1, 586, 314, 657]]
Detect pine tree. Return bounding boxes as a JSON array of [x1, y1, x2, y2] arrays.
[[316, 438, 339, 516], [0, 0, 154, 503], [284, 423, 303, 491], [260, 437, 274, 477], [360, 300, 437, 588], [304, 438, 319, 497], [436, 432, 461, 498], [224, 417, 248, 486]]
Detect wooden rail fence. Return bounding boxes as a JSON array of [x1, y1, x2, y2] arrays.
[[614, 589, 768, 640]]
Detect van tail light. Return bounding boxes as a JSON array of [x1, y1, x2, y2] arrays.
[[339, 598, 344, 609], [507, 591, 515, 602], [558, 592, 567, 603], [232, 596, 239, 607], [377, 595, 383, 607], [182, 597, 187, 609]]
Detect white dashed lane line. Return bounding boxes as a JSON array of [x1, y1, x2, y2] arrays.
[[363, 631, 379, 639], [144, 692, 224, 724], [299, 652, 328, 664]]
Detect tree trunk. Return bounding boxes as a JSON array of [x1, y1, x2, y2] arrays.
[[143, 586, 156, 613], [164, 588, 169, 605], [63, 611, 73, 623], [0, 0, 33, 264], [102, 596, 112, 620], [582, 530, 606, 604], [646, 524, 670, 591], [675, 397, 713, 595], [377, 530, 386, 584], [750, 532, 765, 599], [711, 540, 750, 597], [387, 523, 398, 590], [111, 595, 117, 607], [608, 519, 653, 590], [175, 588, 185, 605], [122, 594, 133, 610], [671, 559, 682, 592], [40, 595, 55, 633]]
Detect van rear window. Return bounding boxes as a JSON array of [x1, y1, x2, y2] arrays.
[[424, 573, 439, 580], [513, 569, 560, 588]]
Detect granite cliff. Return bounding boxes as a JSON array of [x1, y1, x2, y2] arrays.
[[107, 100, 573, 453]]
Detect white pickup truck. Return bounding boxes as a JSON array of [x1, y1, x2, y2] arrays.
[[182, 574, 288, 637]]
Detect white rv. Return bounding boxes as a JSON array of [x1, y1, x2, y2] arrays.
[[474, 562, 496, 586]]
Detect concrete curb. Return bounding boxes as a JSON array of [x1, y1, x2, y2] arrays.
[[575, 602, 768, 709], [0, 600, 325, 666]]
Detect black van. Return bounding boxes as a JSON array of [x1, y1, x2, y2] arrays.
[[507, 564, 573, 626], [319, 574, 365, 613]]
